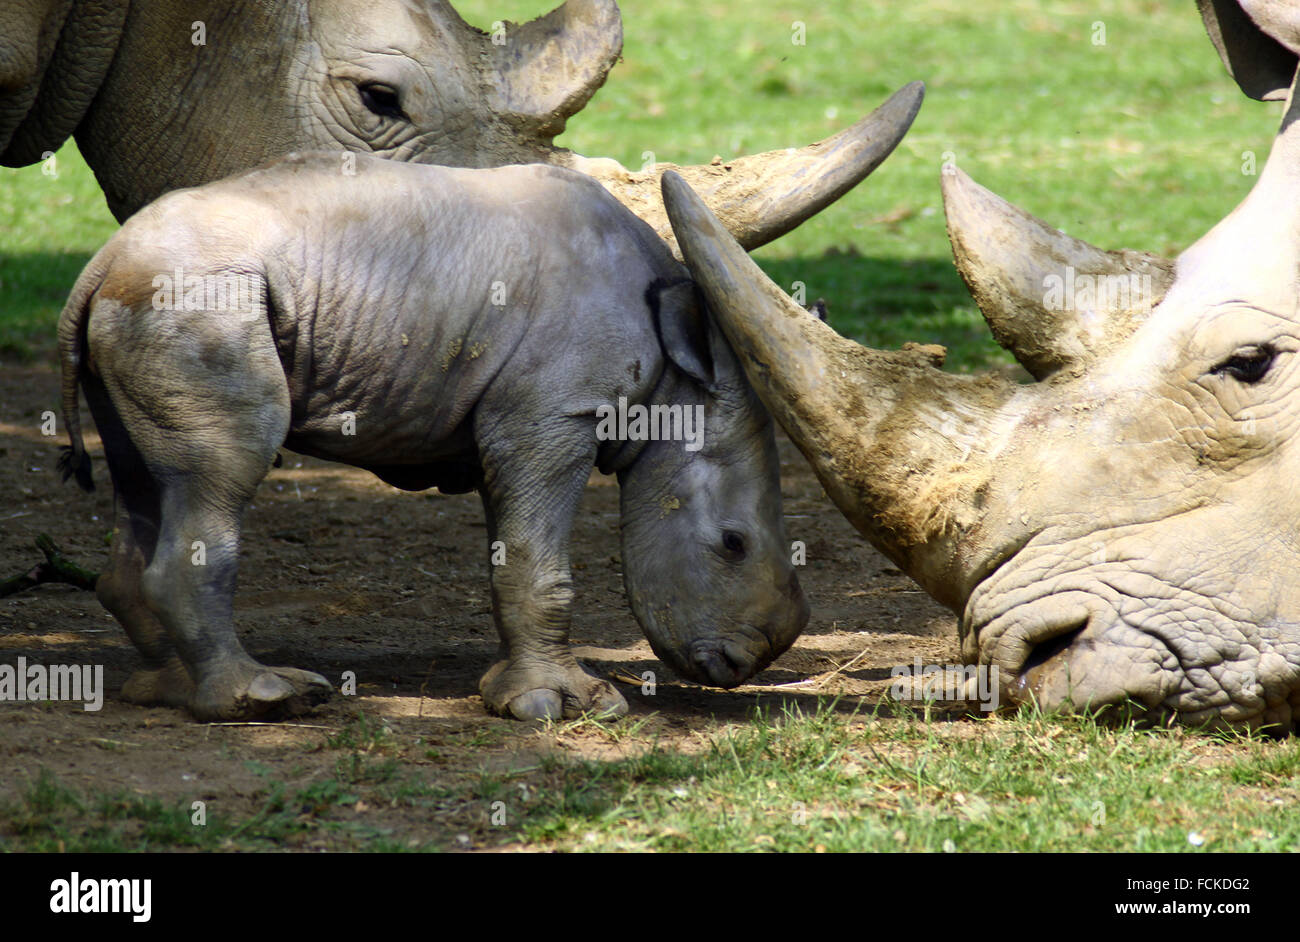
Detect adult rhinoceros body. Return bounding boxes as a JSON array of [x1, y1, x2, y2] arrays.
[[56, 153, 808, 722], [0, 0, 923, 253]]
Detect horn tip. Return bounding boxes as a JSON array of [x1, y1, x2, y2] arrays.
[[661, 171, 738, 264], [941, 165, 995, 221], [660, 170, 704, 223], [882, 80, 926, 125], [940, 164, 975, 192]]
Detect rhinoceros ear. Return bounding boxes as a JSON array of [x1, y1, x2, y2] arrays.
[[1198, 0, 1298, 101], [485, 0, 622, 141], [648, 277, 715, 387]]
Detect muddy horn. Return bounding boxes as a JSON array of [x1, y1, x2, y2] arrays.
[[660, 169, 1014, 606], [572, 81, 925, 253], [942, 167, 1175, 379]]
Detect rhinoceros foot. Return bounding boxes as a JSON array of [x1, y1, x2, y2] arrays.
[[120, 656, 195, 708], [479, 657, 627, 721], [189, 659, 333, 722]]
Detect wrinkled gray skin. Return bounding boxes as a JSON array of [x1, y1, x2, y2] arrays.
[[56, 153, 808, 722], [662, 39, 1300, 733], [0, 0, 923, 254]]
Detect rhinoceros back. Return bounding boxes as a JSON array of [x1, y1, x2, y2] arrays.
[[150, 153, 686, 470]]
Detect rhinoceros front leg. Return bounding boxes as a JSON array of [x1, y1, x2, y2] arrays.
[[475, 420, 627, 721]]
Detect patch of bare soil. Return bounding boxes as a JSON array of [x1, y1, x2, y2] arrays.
[[0, 359, 961, 848]]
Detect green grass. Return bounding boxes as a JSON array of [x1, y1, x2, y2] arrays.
[[0, 716, 442, 852], [0, 144, 115, 359], [0, 0, 1278, 365], [504, 703, 1300, 852], [5, 704, 1297, 852]]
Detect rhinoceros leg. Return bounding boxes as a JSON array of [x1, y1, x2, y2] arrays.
[[139, 486, 332, 721], [91, 324, 331, 721], [474, 416, 627, 721], [82, 377, 194, 707], [137, 459, 332, 722]]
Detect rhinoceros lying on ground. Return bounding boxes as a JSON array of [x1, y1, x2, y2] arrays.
[[0, 0, 922, 253], [55, 153, 809, 722], [661, 50, 1300, 733]]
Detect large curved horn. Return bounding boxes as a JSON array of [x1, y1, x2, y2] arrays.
[[942, 168, 1174, 380], [661, 170, 1014, 606], [570, 81, 924, 253], [485, 0, 622, 141]]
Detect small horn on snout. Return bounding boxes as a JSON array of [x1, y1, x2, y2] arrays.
[[485, 0, 623, 140], [942, 167, 1175, 379], [661, 170, 1014, 606], [569, 81, 924, 253]]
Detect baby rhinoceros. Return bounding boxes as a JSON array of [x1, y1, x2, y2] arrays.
[[57, 152, 809, 722]]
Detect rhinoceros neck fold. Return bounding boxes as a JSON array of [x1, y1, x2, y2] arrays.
[[74, 0, 302, 219], [0, 0, 127, 166]]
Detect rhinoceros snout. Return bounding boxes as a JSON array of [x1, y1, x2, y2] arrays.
[[688, 641, 753, 689], [1005, 617, 1195, 724]]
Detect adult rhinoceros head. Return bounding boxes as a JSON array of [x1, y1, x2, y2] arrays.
[[0, 0, 922, 252], [658, 66, 1300, 732]]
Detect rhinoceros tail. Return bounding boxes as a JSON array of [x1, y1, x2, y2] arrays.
[[56, 248, 114, 493]]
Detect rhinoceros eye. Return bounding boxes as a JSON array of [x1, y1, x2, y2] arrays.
[[720, 530, 747, 561], [1212, 345, 1276, 384], [359, 83, 406, 120]]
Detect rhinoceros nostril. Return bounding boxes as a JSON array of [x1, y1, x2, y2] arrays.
[[692, 644, 748, 689], [1022, 623, 1087, 675], [1016, 622, 1089, 701]]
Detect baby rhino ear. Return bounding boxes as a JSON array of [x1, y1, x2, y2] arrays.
[[648, 277, 715, 387]]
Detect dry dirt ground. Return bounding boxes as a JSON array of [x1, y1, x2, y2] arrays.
[[0, 359, 963, 849]]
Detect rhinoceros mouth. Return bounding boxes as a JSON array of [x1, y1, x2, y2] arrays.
[[687, 639, 756, 689], [970, 588, 1300, 734], [647, 627, 776, 689]]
